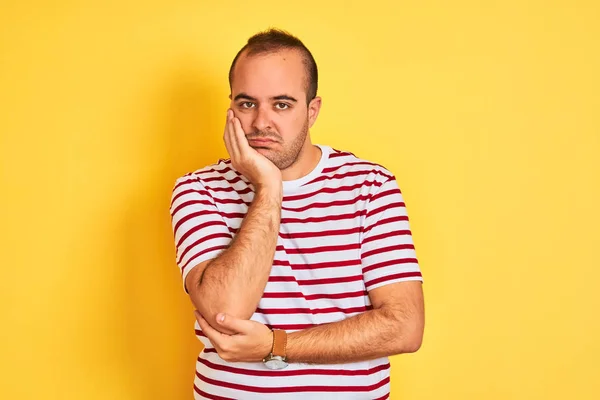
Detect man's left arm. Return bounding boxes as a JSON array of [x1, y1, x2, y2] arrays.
[[286, 280, 424, 363], [283, 175, 425, 363]]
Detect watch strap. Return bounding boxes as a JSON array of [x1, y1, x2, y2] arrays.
[[271, 329, 287, 359]]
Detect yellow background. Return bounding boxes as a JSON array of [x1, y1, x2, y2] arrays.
[[1, 1, 599, 399]]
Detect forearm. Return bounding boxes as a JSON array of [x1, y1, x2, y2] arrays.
[[191, 186, 282, 322], [286, 307, 423, 364]]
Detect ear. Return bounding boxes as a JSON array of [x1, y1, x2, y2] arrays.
[[308, 96, 322, 128]]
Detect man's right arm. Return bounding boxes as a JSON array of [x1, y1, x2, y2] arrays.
[[177, 109, 283, 334], [185, 184, 281, 334]]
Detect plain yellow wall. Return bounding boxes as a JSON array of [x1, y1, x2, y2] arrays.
[[1, 1, 599, 399]]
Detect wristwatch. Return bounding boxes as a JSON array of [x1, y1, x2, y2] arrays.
[[263, 329, 288, 370]]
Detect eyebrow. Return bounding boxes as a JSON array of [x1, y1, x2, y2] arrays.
[[234, 93, 298, 103], [273, 95, 298, 102]]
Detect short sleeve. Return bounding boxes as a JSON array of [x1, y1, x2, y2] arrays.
[[361, 177, 423, 292], [169, 175, 233, 292]]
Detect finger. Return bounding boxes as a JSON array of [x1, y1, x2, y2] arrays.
[[223, 110, 238, 160], [223, 123, 234, 159], [216, 313, 253, 334], [227, 117, 241, 159], [232, 117, 250, 153], [195, 311, 223, 346]]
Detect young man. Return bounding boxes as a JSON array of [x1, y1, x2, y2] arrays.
[[170, 28, 425, 399]]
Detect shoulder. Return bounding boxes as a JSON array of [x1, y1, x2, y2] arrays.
[[173, 157, 243, 189], [325, 147, 396, 185]]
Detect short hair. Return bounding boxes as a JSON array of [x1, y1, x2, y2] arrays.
[[228, 28, 318, 104]]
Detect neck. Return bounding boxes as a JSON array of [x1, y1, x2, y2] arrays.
[[281, 139, 322, 181]]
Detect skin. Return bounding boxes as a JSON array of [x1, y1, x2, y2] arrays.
[[184, 49, 323, 334], [189, 47, 425, 363], [230, 48, 323, 179]]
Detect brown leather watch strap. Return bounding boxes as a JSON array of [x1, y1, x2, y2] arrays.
[[271, 329, 287, 358]]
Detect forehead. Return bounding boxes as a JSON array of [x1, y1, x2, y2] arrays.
[[231, 49, 307, 98]]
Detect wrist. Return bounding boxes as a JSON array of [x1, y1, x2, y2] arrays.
[[255, 183, 283, 201], [263, 329, 288, 370]]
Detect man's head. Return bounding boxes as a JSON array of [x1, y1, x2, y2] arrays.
[[228, 29, 322, 170]]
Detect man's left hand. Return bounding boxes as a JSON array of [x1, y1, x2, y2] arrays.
[[194, 311, 273, 363]]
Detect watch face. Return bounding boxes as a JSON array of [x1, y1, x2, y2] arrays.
[[264, 356, 288, 370]]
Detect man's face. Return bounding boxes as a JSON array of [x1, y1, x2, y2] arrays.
[[229, 48, 318, 170]]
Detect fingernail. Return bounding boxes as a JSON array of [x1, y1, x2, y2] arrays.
[[227, 109, 233, 119], [217, 313, 225, 323]]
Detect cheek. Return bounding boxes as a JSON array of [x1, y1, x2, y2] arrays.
[[235, 115, 253, 133], [288, 113, 306, 133]]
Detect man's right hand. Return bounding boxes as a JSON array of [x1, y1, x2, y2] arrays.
[[223, 109, 282, 192]]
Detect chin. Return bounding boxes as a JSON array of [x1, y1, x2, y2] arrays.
[[253, 146, 274, 154]]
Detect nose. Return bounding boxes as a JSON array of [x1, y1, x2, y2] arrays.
[[251, 105, 271, 133]]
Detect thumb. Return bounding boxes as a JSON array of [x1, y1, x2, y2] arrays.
[[216, 313, 250, 333]]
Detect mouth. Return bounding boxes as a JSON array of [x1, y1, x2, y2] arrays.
[[247, 138, 278, 146]]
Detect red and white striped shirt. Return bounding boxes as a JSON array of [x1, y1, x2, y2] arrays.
[[170, 144, 423, 399]]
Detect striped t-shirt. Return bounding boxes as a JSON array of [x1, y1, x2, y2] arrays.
[[170, 144, 423, 399]]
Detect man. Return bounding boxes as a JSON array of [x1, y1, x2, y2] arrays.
[[170, 28, 425, 399]]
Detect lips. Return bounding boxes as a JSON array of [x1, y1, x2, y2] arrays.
[[248, 138, 277, 145]]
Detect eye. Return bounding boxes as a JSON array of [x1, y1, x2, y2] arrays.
[[240, 102, 255, 109], [275, 103, 290, 110]]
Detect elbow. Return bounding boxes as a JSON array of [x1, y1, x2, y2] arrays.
[[393, 318, 424, 355], [198, 307, 254, 336], [401, 332, 423, 354], [190, 284, 255, 325], [191, 298, 252, 322], [205, 300, 257, 326], [215, 307, 255, 322]]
